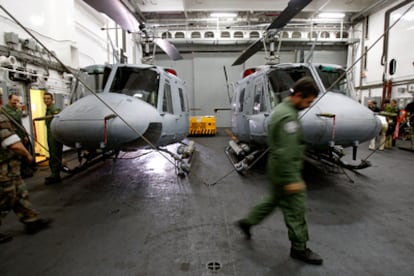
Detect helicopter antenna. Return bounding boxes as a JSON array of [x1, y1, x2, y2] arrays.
[[223, 66, 232, 103], [305, 30, 319, 63]]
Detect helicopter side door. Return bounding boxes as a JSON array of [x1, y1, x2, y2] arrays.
[[174, 81, 190, 141], [248, 74, 272, 145], [231, 80, 251, 142], [157, 72, 189, 146]]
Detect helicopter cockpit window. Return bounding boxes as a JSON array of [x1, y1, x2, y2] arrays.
[[267, 68, 312, 102], [316, 66, 347, 95], [70, 65, 111, 103], [162, 81, 173, 114], [253, 81, 267, 114], [110, 67, 159, 107], [267, 82, 278, 108], [178, 88, 186, 112], [238, 88, 245, 112]]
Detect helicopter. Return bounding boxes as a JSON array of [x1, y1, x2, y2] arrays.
[[224, 0, 383, 172], [47, 1, 195, 176], [0, 1, 194, 176]]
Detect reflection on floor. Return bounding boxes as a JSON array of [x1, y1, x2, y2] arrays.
[[1, 130, 413, 275]]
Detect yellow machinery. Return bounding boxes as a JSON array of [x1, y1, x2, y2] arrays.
[[189, 116, 216, 135]]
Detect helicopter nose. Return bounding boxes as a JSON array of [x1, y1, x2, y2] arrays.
[[51, 94, 163, 150], [301, 92, 382, 148]]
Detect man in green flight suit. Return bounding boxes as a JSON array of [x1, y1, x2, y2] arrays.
[[236, 76, 323, 265], [43, 92, 63, 184], [2, 94, 34, 178], [0, 108, 53, 243]]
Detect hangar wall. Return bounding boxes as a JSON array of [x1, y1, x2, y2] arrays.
[[353, 0, 414, 108]]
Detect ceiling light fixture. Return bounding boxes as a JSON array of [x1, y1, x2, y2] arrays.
[[318, 12, 345, 19], [210, 12, 237, 18]]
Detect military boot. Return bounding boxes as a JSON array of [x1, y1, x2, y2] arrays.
[[236, 219, 252, 240], [0, 233, 13, 244], [290, 248, 323, 265], [25, 218, 53, 234]]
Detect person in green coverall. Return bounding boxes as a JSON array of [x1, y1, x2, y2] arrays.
[[236, 76, 323, 265], [42, 92, 63, 184]]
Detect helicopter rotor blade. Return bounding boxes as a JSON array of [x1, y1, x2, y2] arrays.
[[267, 0, 312, 30], [232, 0, 312, 66], [154, 38, 183, 60], [232, 38, 264, 66], [83, 0, 142, 32]]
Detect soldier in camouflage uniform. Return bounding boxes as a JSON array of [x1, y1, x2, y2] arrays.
[[0, 110, 53, 244], [2, 94, 34, 178], [236, 77, 323, 265]]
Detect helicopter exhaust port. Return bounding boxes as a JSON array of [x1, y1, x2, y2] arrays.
[[225, 140, 261, 173], [157, 140, 196, 178], [228, 140, 250, 156]]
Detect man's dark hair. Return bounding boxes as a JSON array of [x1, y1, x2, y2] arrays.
[[292, 77, 319, 98], [8, 94, 18, 100], [44, 92, 54, 99]]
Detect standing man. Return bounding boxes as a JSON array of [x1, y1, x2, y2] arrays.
[[367, 100, 382, 150], [368, 100, 380, 113], [2, 94, 34, 177], [0, 109, 52, 243], [405, 95, 414, 150], [381, 99, 398, 149], [236, 77, 323, 265], [43, 92, 63, 184]]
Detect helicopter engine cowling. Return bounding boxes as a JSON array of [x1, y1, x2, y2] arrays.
[[50, 93, 163, 151]]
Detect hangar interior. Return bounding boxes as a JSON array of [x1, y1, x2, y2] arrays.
[[0, 0, 414, 275]]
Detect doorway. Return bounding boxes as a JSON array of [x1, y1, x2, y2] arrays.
[[30, 89, 48, 162]]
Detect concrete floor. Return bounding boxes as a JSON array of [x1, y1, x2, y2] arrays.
[[1, 130, 413, 276]]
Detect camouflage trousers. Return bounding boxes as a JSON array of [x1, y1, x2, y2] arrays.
[[0, 160, 39, 226]]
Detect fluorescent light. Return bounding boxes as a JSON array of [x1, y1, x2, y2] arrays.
[[210, 12, 237, 18], [318, 12, 345, 19]]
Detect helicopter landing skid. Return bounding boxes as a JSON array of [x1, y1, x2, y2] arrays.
[[72, 150, 119, 174], [307, 148, 371, 171]]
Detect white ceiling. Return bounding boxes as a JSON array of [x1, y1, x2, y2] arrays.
[[133, 0, 391, 25], [136, 0, 380, 13]]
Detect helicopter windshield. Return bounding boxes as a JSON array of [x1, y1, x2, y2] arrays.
[[70, 65, 111, 103], [110, 67, 160, 107], [316, 65, 349, 95]]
